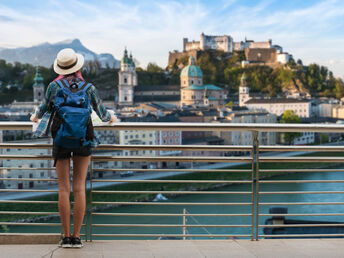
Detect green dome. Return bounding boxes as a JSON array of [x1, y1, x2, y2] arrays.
[[180, 55, 203, 78], [33, 66, 44, 87], [129, 53, 135, 67], [121, 48, 135, 67], [121, 48, 131, 65]]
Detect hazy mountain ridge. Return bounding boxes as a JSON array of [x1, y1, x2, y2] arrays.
[[0, 39, 119, 69]]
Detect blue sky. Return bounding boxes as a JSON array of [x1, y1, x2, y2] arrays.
[[0, 0, 343, 78]]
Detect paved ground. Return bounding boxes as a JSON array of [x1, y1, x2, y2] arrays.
[[1, 239, 344, 258]]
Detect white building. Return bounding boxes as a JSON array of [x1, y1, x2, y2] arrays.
[[118, 48, 137, 106], [1, 139, 53, 189], [293, 132, 315, 145], [238, 73, 251, 107], [244, 99, 312, 118], [228, 111, 277, 146]]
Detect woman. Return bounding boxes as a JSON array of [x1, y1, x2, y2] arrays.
[[30, 48, 116, 248]]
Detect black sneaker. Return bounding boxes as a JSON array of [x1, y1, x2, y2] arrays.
[[71, 237, 83, 248], [58, 236, 72, 248]]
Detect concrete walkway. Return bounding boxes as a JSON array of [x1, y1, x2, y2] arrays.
[[1, 239, 344, 258]]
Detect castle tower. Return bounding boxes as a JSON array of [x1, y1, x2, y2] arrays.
[[118, 48, 137, 106], [33, 66, 45, 103], [239, 73, 251, 107]]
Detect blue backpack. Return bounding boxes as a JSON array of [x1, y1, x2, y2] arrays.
[[53, 79, 92, 149]]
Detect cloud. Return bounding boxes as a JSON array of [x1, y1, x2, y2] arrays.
[[0, 0, 343, 77]]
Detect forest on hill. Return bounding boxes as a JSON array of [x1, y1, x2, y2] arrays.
[[168, 50, 344, 99], [0, 49, 343, 104]]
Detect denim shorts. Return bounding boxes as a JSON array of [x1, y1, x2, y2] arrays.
[[52, 144, 92, 160]]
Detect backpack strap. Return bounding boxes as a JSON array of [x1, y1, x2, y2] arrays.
[[55, 79, 67, 89], [80, 82, 92, 92]]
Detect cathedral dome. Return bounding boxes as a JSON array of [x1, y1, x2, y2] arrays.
[[180, 55, 203, 78]]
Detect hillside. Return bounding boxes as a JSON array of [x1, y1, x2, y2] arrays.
[[169, 50, 344, 98], [0, 39, 119, 69]]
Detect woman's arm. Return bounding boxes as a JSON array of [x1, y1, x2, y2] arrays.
[[88, 85, 112, 122]]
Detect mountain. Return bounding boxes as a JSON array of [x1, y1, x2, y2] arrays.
[[0, 39, 120, 69]]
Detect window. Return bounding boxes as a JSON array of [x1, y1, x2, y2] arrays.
[[149, 141, 153, 145], [169, 132, 173, 136], [142, 134, 146, 138], [130, 135, 133, 139], [40, 172, 44, 177], [149, 133, 153, 137], [191, 80, 194, 84], [124, 77, 127, 83], [143, 150, 146, 154], [136, 134, 139, 138]]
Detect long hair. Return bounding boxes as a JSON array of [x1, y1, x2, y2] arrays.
[[53, 70, 84, 82]]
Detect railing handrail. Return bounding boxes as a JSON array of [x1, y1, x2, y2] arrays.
[[3, 121, 344, 132]]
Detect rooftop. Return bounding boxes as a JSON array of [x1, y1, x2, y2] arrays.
[[245, 98, 311, 104]]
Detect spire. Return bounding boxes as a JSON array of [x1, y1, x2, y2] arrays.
[[188, 55, 196, 65], [240, 73, 247, 87], [33, 66, 44, 87], [124, 47, 128, 57], [130, 51, 133, 59]]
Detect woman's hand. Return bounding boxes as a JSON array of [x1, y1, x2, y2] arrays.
[[30, 114, 39, 123], [108, 115, 118, 124]]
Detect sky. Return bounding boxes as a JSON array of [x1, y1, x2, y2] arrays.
[[0, 0, 343, 78]]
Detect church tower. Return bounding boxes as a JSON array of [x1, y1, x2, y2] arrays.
[[33, 66, 45, 103], [239, 73, 251, 107], [118, 48, 137, 106]]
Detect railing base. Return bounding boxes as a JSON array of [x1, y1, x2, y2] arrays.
[[0, 233, 60, 244]]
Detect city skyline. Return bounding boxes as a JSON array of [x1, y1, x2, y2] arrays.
[[0, 0, 343, 78]]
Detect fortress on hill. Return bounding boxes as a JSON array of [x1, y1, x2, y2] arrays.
[[168, 33, 291, 68]]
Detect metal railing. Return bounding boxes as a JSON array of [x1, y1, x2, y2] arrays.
[[0, 122, 344, 241]]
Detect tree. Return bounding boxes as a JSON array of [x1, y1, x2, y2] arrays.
[[146, 63, 164, 73], [280, 110, 302, 145]]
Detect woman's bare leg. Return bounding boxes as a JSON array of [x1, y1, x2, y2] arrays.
[[71, 155, 90, 238], [56, 158, 71, 237]]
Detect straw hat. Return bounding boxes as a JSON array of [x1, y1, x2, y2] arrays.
[[53, 48, 84, 75]]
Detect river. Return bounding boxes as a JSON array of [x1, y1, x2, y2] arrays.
[[7, 171, 344, 239]]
